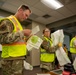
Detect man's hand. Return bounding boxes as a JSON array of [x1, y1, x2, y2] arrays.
[[23, 29, 32, 36]]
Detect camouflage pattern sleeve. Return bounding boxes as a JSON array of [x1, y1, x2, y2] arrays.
[[0, 19, 24, 44], [41, 40, 58, 53]]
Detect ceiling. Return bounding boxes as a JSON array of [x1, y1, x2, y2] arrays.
[[0, 0, 76, 35]]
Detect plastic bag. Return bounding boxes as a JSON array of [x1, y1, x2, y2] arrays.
[[24, 60, 33, 70], [51, 29, 64, 46], [51, 29, 71, 66], [26, 35, 43, 51], [56, 47, 71, 66]]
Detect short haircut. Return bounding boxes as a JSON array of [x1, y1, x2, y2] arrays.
[[18, 5, 31, 13]]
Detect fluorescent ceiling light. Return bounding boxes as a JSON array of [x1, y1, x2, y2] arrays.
[[41, 0, 64, 9]]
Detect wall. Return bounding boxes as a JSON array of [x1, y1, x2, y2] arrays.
[[26, 21, 46, 66], [31, 22, 46, 66], [63, 34, 70, 51]]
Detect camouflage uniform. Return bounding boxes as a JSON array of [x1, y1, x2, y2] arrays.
[[40, 38, 58, 72], [0, 19, 24, 44], [1, 58, 24, 75], [0, 19, 25, 75]]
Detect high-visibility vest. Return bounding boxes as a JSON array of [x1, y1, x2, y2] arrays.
[[70, 37, 76, 53], [40, 37, 55, 62], [1, 15, 27, 58]]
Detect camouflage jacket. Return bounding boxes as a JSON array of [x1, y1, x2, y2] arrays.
[[0, 19, 24, 44], [41, 37, 58, 53]]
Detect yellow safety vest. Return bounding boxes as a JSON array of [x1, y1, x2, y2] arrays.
[[1, 15, 27, 58], [70, 37, 76, 53], [40, 37, 55, 62]]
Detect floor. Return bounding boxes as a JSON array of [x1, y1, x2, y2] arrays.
[[0, 66, 63, 75], [24, 66, 42, 75], [0, 66, 42, 75]]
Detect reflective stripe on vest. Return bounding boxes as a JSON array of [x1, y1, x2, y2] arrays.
[[70, 37, 76, 53], [2, 15, 27, 58], [40, 37, 55, 62], [7, 15, 23, 31]]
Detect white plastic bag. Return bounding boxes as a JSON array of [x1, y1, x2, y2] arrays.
[[51, 29, 64, 46], [24, 60, 33, 70], [56, 47, 71, 66], [26, 35, 43, 51], [32, 25, 40, 34], [51, 29, 71, 66]]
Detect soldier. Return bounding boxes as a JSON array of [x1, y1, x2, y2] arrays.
[[40, 28, 62, 73], [70, 35, 76, 63], [0, 5, 32, 75]]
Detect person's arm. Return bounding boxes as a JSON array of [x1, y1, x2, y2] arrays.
[[0, 19, 31, 44], [41, 40, 58, 53]]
